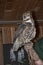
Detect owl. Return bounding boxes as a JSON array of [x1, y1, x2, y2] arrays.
[[12, 11, 36, 51]]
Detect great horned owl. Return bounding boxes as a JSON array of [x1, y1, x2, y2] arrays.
[[12, 11, 36, 51]]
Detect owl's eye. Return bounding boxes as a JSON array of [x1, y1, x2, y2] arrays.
[[24, 15, 26, 18]]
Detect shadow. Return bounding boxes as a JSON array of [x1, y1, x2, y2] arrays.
[[31, 11, 40, 42], [3, 44, 29, 65]]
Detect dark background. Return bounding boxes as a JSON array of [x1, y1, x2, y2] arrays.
[[3, 44, 29, 65], [0, 0, 43, 21]]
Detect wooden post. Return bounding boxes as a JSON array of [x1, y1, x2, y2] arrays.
[[0, 27, 4, 65]]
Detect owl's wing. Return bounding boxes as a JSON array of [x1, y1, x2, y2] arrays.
[[13, 24, 26, 42]]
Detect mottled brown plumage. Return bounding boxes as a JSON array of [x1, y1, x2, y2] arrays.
[[11, 11, 40, 65]]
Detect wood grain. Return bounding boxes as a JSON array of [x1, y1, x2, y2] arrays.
[[0, 0, 43, 20]]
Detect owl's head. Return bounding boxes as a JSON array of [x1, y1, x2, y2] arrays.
[[22, 11, 34, 26], [23, 11, 32, 21]]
